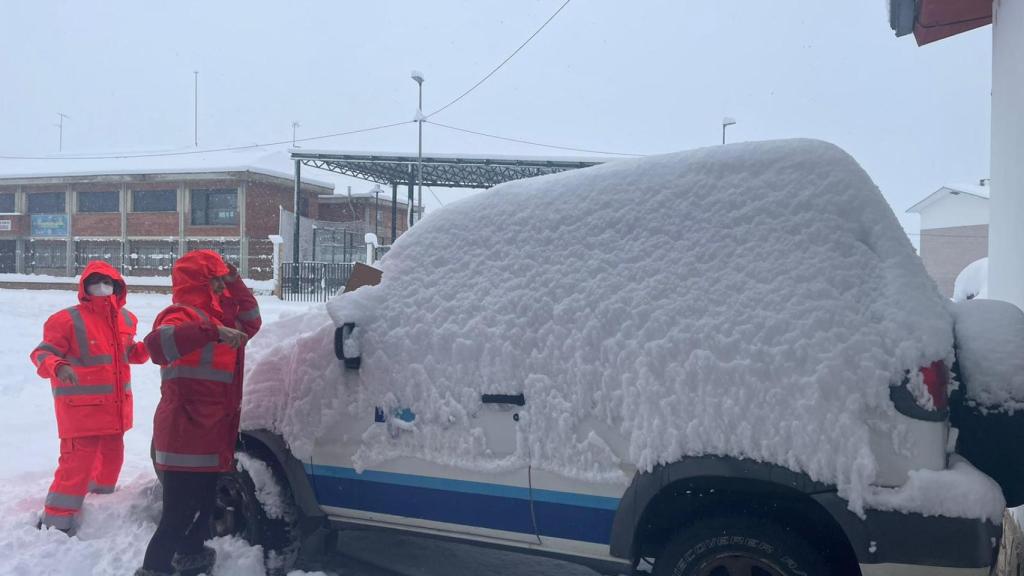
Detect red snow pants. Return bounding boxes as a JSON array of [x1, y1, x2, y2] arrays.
[[41, 433, 124, 532]]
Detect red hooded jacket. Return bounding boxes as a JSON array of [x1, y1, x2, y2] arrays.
[[30, 261, 150, 438], [143, 250, 261, 473]]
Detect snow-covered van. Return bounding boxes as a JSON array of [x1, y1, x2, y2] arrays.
[[226, 140, 1017, 575]]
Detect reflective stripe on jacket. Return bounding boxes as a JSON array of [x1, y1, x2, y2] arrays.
[[29, 261, 149, 438]]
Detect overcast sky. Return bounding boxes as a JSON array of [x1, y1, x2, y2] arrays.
[[0, 1, 991, 239]]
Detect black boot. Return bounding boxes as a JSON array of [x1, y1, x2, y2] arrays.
[[172, 545, 216, 576]]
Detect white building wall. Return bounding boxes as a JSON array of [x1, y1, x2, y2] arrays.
[[989, 0, 1024, 309], [919, 194, 990, 230]]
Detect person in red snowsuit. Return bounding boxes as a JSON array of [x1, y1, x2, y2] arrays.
[[136, 250, 261, 576], [29, 261, 150, 534]]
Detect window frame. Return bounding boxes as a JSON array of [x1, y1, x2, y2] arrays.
[[0, 192, 15, 213], [76, 190, 120, 214], [27, 192, 66, 215], [190, 188, 239, 226], [131, 189, 178, 213]]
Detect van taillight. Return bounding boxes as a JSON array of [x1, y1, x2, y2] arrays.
[[890, 360, 950, 421], [920, 361, 949, 411]]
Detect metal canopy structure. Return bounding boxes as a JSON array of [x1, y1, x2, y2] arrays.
[[290, 150, 606, 189], [289, 150, 608, 251]]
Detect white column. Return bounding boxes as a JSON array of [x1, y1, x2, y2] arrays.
[[988, 0, 1024, 308], [238, 181, 249, 277]]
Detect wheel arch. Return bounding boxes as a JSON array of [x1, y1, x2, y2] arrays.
[[237, 429, 325, 523], [610, 456, 862, 574]]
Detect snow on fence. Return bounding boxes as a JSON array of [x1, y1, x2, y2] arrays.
[[281, 261, 354, 302]]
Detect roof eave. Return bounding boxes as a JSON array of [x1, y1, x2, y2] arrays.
[[890, 0, 916, 37]]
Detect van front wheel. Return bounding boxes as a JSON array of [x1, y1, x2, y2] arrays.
[[211, 452, 300, 575], [652, 517, 827, 576]]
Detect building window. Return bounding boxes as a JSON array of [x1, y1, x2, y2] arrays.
[[0, 193, 14, 213], [28, 241, 67, 269], [77, 190, 120, 213], [190, 188, 238, 225], [300, 197, 310, 217], [132, 189, 177, 212], [28, 192, 65, 214]]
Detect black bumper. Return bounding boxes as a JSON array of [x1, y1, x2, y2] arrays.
[[813, 492, 1001, 569]]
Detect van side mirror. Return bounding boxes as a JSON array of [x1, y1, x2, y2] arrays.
[[334, 323, 362, 369]]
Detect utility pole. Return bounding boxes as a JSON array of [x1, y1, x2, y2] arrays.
[[193, 71, 199, 147], [292, 121, 301, 147], [411, 71, 425, 226], [56, 113, 69, 152]]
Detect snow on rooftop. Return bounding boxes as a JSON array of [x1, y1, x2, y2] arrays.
[[907, 182, 990, 214], [245, 139, 977, 518], [946, 183, 990, 199], [0, 147, 335, 189], [289, 148, 613, 165]]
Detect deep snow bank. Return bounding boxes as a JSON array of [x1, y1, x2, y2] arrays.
[[249, 139, 964, 517], [953, 257, 988, 302], [952, 298, 1024, 412]]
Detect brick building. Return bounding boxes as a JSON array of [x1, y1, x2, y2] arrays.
[[0, 149, 341, 279], [907, 182, 990, 297], [317, 187, 416, 244]]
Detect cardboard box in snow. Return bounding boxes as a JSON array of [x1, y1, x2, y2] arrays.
[[344, 262, 382, 293]]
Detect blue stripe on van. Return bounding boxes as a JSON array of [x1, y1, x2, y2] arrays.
[[305, 463, 619, 544]]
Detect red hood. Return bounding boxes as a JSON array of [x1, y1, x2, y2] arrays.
[[79, 260, 127, 309], [172, 250, 230, 317]]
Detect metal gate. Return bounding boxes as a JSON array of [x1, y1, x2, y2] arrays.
[[281, 262, 354, 302]]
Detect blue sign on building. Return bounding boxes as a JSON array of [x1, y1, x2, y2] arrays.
[[31, 214, 68, 237]]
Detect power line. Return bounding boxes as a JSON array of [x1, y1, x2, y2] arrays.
[[427, 120, 643, 157], [0, 120, 413, 161], [426, 0, 573, 119], [426, 186, 444, 207]]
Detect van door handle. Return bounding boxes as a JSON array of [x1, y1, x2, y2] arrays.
[[481, 393, 525, 406]]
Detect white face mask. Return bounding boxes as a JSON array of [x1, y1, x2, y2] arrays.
[[87, 283, 115, 297]]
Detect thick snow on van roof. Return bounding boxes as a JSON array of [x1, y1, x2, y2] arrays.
[[245, 139, 1002, 519]]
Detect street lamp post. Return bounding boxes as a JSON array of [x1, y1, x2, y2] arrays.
[[722, 117, 736, 145], [411, 70, 425, 227], [193, 71, 199, 147]]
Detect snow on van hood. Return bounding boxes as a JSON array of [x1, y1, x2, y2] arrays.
[[247, 139, 964, 517]]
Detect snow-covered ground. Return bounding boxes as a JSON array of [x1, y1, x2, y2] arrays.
[[0, 288, 323, 576]]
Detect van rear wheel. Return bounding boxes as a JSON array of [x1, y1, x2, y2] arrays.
[[652, 516, 827, 576]]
